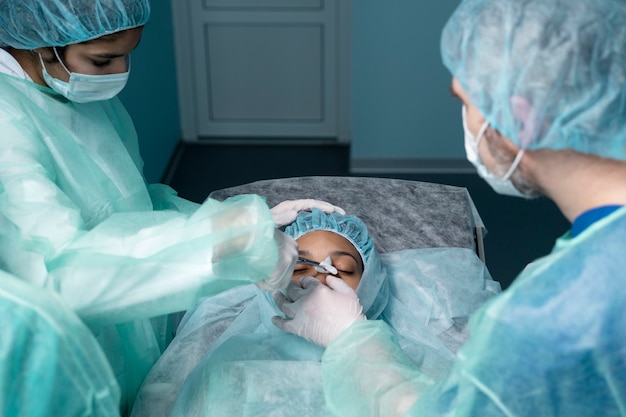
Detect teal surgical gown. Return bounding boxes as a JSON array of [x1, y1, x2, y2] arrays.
[[130, 247, 500, 417], [322, 208, 626, 417], [0, 67, 279, 411], [0, 270, 120, 417]]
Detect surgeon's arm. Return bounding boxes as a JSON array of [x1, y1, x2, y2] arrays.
[[0, 130, 277, 327], [44, 193, 281, 326], [273, 277, 435, 416], [322, 320, 435, 417], [292, 278, 597, 417]]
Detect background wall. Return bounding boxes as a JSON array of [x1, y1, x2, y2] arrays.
[[351, 1, 462, 162], [119, 0, 181, 183], [121, 1, 467, 183]]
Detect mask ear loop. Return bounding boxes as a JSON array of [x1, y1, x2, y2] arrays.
[[470, 120, 491, 168], [501, 149, 525, 180], [51, 47, 72, 76], [474, 121, 490, 147], [462, 105, 490, 146], [475, 118, 525, 180]]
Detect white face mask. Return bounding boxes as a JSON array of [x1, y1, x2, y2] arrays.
[[462, 106, 526, 197], [38, 48, 130, 103]]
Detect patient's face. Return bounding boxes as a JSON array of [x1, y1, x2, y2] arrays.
[[293, 231, 364, 290]]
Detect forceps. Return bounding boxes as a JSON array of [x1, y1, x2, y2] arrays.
[[297, 256, 338, 275]]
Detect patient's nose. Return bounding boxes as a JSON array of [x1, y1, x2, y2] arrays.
[[312, 272, 329, 286]]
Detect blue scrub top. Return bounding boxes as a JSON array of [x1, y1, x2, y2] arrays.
[[571, 205, 623, 237]]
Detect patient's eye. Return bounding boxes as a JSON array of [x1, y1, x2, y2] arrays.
[[333, 259, 357, 274], [292, 265, 314, 276]]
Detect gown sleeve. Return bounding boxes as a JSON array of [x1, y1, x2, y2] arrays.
[[0, 271, 121, 417], [322, 320, 435, 417], [0, 111, 278, 326]]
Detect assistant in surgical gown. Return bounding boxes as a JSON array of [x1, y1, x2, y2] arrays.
[[0, 50, 279, 411]]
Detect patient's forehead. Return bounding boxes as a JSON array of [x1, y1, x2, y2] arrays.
[[297, 231, 360, 260]]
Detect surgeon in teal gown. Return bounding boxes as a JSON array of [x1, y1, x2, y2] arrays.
[[0, 1, 317, 413], [273, 0, 626, 416]]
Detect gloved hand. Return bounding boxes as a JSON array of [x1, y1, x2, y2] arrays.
[[272, 276, 365, 347], [270, 199, 346, 228], [256, 229, 298, 291]]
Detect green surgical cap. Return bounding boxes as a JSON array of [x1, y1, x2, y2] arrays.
[[0, 0, 150, 49], [441, 0, 626, 159], [285, 208, 374, 267]]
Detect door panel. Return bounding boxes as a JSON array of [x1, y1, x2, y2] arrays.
[[171, 0, 350, 141], [205, 24, 324, 121]]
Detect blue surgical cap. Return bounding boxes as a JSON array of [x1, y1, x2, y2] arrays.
[[0, 0, 151, 49], [285, 208, 374, 268], [285, 208, 386, 319], [441, 0, 626, 160]]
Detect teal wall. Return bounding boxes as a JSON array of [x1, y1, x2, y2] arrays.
[[351, 1, 462, 160], [122, 2, 464, 183], [119, 1, 180, 183]]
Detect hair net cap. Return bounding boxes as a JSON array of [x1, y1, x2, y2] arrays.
[[441, 0, 626, 160], [0, 0, 151, 49], [284, 208, 374, 268]]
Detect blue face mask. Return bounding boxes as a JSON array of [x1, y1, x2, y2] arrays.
[[38, 48, 130, 103], [462, 106, 526, 197]]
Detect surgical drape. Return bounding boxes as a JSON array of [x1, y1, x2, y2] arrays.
[[0, 72, 279, 410], [131, 247, 499, 416]]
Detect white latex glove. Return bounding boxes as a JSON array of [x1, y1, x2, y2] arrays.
[[272, 276, 365, 347], [270, 199, 346, 228], [256, 230, 298, 291]]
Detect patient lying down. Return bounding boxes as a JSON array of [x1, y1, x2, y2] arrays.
[[131, 208, 500, 417]]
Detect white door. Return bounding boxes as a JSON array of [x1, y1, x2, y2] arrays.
[[171, 0, 351, 142]]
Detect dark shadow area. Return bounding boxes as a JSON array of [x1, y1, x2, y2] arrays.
[[162, 143, 570, 290], [163, 141, 351, 204]]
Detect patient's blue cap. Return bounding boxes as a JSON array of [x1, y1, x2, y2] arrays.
[[286, 208, 388, 320], [0, 0, 151, 49], [441, 0, 626, 159], [285, 208, 374, 268]]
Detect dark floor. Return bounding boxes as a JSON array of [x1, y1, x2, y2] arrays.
[[163, 142, 570, 290]]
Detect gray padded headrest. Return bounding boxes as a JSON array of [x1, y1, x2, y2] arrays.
[[209, 176, 484, 254]]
